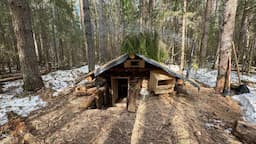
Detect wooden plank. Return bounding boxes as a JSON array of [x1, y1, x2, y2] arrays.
[[124, 59, 145, 68], [149, 70, 175, 94]]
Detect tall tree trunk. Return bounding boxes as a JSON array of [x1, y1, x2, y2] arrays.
[[8, 0, 44, 91], [200, 0, 212, 67], [83, 0, 95, 71], [98, 0, 106, 63], [51, 5, 58, 68], [215, 0, 238, 95], [79, 0, 87, 62], [180, 0, 187, 71]]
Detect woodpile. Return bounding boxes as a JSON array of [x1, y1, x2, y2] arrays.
[[232, 120, 256, 144], [74, 76, 107, 109]]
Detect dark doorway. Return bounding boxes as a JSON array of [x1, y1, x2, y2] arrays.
[[117, 79, 128, 102]]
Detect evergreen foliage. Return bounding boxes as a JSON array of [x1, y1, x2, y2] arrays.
[[121, 32, 168, 62]]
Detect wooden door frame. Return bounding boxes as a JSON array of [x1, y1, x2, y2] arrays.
[[111, 76, 129, 106]]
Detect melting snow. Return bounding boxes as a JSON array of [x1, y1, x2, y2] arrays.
[[42, 65, 89, 96], [0, 95, 46, 125], [168, 65, 256, 124], [0, 65, 89, 125]]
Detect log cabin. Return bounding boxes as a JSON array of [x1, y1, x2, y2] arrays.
[[85, 53, 199, 112]]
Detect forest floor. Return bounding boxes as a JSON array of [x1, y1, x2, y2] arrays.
[[0, 82, 244, 144]]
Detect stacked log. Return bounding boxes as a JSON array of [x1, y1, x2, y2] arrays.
[[74, 76, 106, 109], [75, 86, 87, 96]]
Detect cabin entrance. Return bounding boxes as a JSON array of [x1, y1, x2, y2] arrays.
[[117, 79, 128, 101], [111, 77, 129, 106]]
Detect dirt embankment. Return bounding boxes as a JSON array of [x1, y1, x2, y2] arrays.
[[0, 84, 243, 144]]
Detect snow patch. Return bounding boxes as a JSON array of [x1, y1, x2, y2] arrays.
[[0, 95, 46, 125], [168, 64, 256, 124], [0, 65, 90, 125], [233, 92, 256, 123], [42, 65, 89, 96]]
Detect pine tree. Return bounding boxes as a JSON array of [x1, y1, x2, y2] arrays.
[[8, 0, 44, 91]]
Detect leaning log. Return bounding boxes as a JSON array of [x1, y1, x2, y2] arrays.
[[232, 120, 256, 144]]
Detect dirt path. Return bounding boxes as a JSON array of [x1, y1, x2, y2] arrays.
[[131, 96, 176, 144], [26, 97, 136, 144], [1, 84, 244, 144]]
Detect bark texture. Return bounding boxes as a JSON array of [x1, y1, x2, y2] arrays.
[[200, 0, 212, 67], [98, 0, 106, 63], [180, 0, 187, 71], [216, 0, 238, 94], [83, 0, 95, 71], [8, 0, 44, 91]]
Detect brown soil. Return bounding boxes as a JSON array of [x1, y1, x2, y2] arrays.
[[0, 83, 243, 144]]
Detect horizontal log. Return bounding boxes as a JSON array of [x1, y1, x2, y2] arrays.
[[0, 70, 49, 83], [75, 85, 105, 97], [75, 86, 87, 96], [79, 94, 96, 109], [86, 87, 97, 95], [232, 120, 256, 144]]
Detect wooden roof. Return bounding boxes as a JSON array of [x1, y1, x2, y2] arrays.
[[93, 53, 200, 90]]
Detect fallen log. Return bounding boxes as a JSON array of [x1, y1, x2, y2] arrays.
[[0, 76, 23, 83], [0, 70, 49, 83], [232, 120, 256, 144]]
